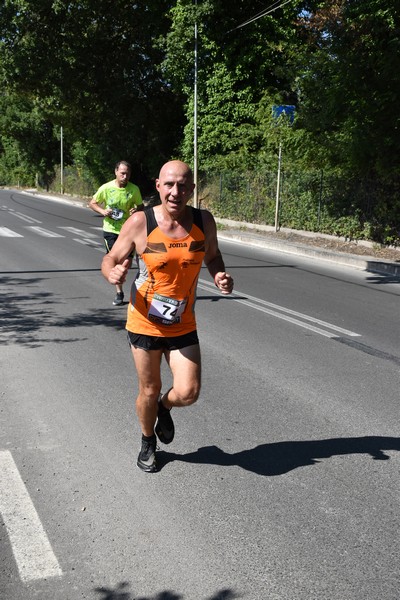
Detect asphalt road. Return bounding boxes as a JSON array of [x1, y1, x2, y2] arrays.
[[1, 189, 399, 600]]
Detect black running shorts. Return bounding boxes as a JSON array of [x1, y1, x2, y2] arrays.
[[104, 232, 134, 258], [127, 330, 199, 351]]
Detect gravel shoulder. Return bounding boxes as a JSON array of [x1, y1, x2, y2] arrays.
[[216, 218, 400, 264], [260, 230, 400, 262]]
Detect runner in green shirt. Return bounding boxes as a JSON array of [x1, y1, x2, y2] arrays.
[[90, 161, 143, 305]]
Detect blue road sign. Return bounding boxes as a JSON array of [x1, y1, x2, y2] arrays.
[[272, 105, 296, 124]]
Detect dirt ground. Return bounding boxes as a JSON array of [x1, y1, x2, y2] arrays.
[[254, 229, 400, 263], [274, 231, 400, 262]]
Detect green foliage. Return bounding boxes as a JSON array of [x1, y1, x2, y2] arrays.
[[0, 92, 59, 186], [162, 1, 301, 171], [0, 1, 399, 244], [203, 167, 400, 245], [294, 0, 400, 178], [50, 165, 97, 198], [0, 0, 183, 185]]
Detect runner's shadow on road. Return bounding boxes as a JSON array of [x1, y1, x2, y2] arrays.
[[196, 295, 247, 302], [157, 436, 400, 476], [94, 581, 238, 599]]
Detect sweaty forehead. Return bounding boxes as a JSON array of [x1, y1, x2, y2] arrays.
[[165, 174, 187, 184], [162, 168, 191, 184]]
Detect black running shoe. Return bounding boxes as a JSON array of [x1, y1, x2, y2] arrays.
[[113, 292, 124, 306], [155, 398, 175, 444], [137, 435, 157, 472]]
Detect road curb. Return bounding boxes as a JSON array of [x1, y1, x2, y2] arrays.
[[19, 189, 89, 208]]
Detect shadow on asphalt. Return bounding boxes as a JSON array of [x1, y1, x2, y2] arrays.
[[0, 274, 126, 348], [365, 272, 400, 284], [157, 436, 400, 476], [94, 582, 238, 600]]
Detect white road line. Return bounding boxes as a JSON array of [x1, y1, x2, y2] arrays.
[[197, 279, 361, 339], [0, 450, 62, 582], [73, 238, 103, 247], [236, 288, 360, 336], [25, 226, 64, 238], [59, 226, 98, 238], [0, 227, 23, 237], [10, 212, 41, 224], [234, 297, 339, 338]]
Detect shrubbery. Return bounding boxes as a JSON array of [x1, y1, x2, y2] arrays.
[[202, 169, 400, 246]]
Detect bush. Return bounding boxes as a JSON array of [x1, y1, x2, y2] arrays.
[[200, 169, 400, 246]]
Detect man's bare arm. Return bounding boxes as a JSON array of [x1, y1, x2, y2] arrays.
[[202, 210, 234, 295], [89, 197, 112, 217], [101, 212, 144, 285]]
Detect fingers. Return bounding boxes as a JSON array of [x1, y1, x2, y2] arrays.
[[215, 272, 234, 294], [108, 262, 128, 285]]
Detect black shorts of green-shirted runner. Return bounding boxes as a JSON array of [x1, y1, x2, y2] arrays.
[[155, 397, 175, 444]]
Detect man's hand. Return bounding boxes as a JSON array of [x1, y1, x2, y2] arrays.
[[214, 272, 234, 295], [129, 203, 144, 215], [108, 259, 130, 285]]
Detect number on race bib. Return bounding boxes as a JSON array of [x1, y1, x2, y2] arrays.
[[148, 294, 187, 325]]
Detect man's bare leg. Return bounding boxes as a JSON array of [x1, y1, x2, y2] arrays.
[[131, 346, 163, 436], [162, 344, 202, 408]]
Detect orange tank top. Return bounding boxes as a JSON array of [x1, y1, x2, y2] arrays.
[[126, 207, 205, 337]]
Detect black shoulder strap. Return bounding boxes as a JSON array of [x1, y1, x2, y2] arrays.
[[191, 206, 204, 233], [144, 207, 158, 236], [145, 206, 204, 235]]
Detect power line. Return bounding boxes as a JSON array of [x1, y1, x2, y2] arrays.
[[236, 0, 283, 28], [227, 0, 295, 33]]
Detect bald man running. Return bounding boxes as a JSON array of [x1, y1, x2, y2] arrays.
[[101, 160, 234, 472]]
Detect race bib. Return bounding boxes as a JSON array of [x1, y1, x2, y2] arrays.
[[148, 294, 187, 325], [110, 208, 124, 221]]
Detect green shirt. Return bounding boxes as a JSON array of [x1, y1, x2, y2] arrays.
[[93, 180, 142, 234]]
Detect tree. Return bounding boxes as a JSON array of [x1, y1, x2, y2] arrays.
[[161, 0, 303, 171], [0, 92, 59, 186], [0, 0, 184, 184], [295, 0, 400, 178]]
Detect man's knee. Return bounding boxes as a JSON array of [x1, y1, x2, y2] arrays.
[[175, 384, 200, 407], [138, 384, 161, 406]]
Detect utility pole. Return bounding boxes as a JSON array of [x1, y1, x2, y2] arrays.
[[193, 0, 198, 208], [274, 139, 282, 231], [272, 105, 295, 231], [60, 126, 64, 195]]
